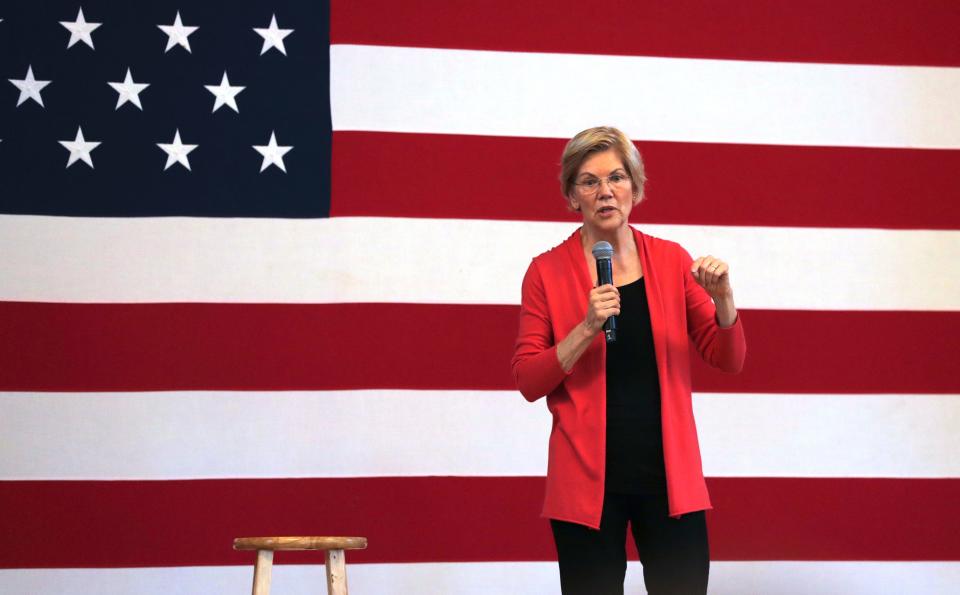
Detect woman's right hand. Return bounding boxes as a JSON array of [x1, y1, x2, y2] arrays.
[[556, 284, 621, 372], [584, 284, 620, 333]]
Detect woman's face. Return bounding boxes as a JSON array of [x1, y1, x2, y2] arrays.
[[569, 149, 637, 234]]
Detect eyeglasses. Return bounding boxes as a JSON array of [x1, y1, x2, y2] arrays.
[[574, 172, 631, 195]]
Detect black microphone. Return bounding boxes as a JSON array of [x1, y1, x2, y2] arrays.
[[591, 241, 617, 343]]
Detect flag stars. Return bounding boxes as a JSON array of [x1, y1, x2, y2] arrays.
[[59, 126, 101, 168], [60, 7, 102, 50], [253, 131, 292, 173], [204, 71, 245, 113], [158, 11, 198, 53], [108, 68, 150, 110], [254, 14, 293, 56], [9, 65, 51, 107], [157, 129, 198, 171]]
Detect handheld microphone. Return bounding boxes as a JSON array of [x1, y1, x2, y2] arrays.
[[591, 241, 617, 343]]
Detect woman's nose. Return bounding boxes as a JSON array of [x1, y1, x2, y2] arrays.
[[597, 178, 616, 197]]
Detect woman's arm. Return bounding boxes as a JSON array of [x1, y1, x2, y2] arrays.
[[685, 251, 746, 373], [512, 263, 621, 400], [511, 262, 568, 401], [556, 284, 620, 371], [690, 254, 737, 327]]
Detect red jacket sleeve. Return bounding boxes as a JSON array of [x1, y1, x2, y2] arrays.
[[681, 248, 747, 373], [511, 260, 571, 401]]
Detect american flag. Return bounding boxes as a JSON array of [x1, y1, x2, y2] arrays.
[[1, 1, 959, 593]]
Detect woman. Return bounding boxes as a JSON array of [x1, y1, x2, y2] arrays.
[[511, 126, 746, 595]]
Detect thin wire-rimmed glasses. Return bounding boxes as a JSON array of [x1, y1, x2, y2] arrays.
[[574, 172, 631, 195]]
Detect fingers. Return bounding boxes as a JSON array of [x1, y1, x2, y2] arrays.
[[591, 284, 621, 316], [586, 284, 620, 331], [691, 255, 731, 297], [592, 284, 619, 299]]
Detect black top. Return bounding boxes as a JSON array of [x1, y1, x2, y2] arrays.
[[604, 277, 667, 494]]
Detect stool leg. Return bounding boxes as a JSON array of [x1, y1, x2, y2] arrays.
[[251, 549, 273, 595], [325, 549, 348, 595]]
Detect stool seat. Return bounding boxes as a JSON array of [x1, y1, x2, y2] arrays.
[[234, 536, 367, 595], [234, 536, 367, 552]]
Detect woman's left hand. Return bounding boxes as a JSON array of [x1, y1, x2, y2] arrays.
[[691, 255, 733, 300]]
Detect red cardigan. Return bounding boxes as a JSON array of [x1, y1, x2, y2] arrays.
[[511, 226, 746, 527]]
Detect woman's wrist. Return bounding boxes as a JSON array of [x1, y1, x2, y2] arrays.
[[557, 321, 599, 372], [714, 294, 738, 328], [579, 319, 598, 338]]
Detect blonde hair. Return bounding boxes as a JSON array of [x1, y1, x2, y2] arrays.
[[559, 126, 646, 202]]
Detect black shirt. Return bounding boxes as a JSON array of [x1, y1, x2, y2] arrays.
[[604, 277, 667, 494]]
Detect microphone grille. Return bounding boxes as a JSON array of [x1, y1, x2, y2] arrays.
[[591, 241, 614, 260]]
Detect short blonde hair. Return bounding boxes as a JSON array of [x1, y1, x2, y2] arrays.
[[559, 126, 646, 201]]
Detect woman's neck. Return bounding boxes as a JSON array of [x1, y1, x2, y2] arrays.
[[581, 224, 636, 257]]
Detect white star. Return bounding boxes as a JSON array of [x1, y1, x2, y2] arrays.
[[204, 71, 245, 113], [59, 7, 102, 50], [9, 65, 51, 107], [58, 126, 101, 169], [158, 11, 198, 53], [253, 14, 293, 56], [108, 68, 150, 110], [253, 131, 292, 173], [157, 129, 197, 171]]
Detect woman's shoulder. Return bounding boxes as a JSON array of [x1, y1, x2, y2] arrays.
[[521, 229, 582, 290], [530, 228, 579, 266]]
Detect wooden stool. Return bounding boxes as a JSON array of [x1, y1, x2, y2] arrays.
[[234, 536, 368, 595]]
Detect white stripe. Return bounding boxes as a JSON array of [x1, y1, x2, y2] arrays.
[[331, 44, 960, 149], [3, 562, 960, 595], [1, 215, 957, 311], [0, 390, 551, 480], [695, 393, 960, 478], [2, 391, 957, 480]]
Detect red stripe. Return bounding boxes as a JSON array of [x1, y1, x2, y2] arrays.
[[331, 132, 960, 230], [1, 477, 958, 567], [0, 302, 956, 394], [331, 0, 960, 67]]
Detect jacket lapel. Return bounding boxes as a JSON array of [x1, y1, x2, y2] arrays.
[[564, 227, 593, 292], [636, 227, 669, 373]]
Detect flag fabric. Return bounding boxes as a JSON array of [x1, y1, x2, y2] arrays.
[[1, 1, 959, 593]]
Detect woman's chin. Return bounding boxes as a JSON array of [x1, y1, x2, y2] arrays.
[[588, 214, 625, 231]]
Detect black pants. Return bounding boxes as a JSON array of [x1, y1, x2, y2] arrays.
[[550, 492, 709, 595]]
